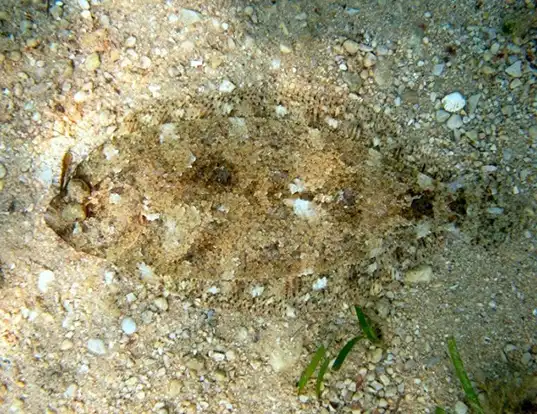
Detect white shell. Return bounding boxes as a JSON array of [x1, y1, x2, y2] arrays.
[[441, 92, 466, 113]]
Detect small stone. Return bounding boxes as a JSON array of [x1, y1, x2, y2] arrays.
[[529, 126, 537, 140], [9, 51, 22, 62], [432, 63, 445, 76], [465, 130, 478, 141], [73, 90, 87, 103], [167, 379, 182, 397], [442, 92, 466, 113], [510, 79, 522, 89], [140, 56, 152, 69], [87, 338, 106, 355], [38, 270, 55, 293], [436, 110, 450, 123], [363, 52, 377, 68], [521, 352, 532, 365], [66, 179, 90, 203], [26, 38, 39, 48], [179, 8, 203, 26], [78, 0, 90, 10], [447, 114, 463, 130], [60, 339, 73, 351], [81, 10, 91, 19], [467, 94, 481, 115], [343, 39, 360, 55], [153, 297, 169, 312], [370, 348, 383, 363], [417, 173, 434, 190], [454, 401, 468, 414], [125, 36, 137, 47], [85, 53, 101, 71], [121, 317, 137, 335], [405, 265, 433, 284], [219, 79, 236, 93], [487, 207, 504, 215], [61, 203, 86, 222], [504, 344, 517, 353], [505, 61, 522, 78], [214, 369, 227, 381], [0, 163, 6, 179], [279, 44, 292, 54]]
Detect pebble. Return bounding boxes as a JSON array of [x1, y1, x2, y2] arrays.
[[219, 79, 236, 93], [435, 110, 450, 123], [510, 79, 522, 89], [153, 297, 169, 312], [78, 0, 90, 10], [179, 8, 203, 26], [60, 339, 74, 351], [73, 90, 87, 103], [140, 56, 152, 69], [432, 63, 445, 76], [454, 401, 469, 414], [167, 379, 182, 397], [442, 92, 466, 113], [85, 53, 101, 71], [343, 39, 360, 55], [447, 114, 463, 130], [467, 94, 481, 115], [38, 270, 55, 293], [505, 61, 522, 78], [87, 338, 106, 355], [370, 348, 383, 363], [121, 317, 137, 335], [9, 51, 22, 62], [521, 352, 532, 365], [363, 52, 377, 68], [404, 265, 432, 284], [529, 126, 537, 140], [125, 36, 137, 47], [0, 163, 6, 179], [279, 44, 292, 54]]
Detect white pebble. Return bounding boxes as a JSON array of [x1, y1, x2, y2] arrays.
[[432, 63, 444, 76], [279, 44, 292, 54], [87, 338, 106, 355], [312, 277, 328, 291], [251, 285, 265, 297], [78, 0, 90, 10], [137, 262, 155, 281], [73, 90, 87, 103], [292, 199, 317, 218], [125, 36, 137, 48], [38, 270, 55, 293], [139, 56, 152, 69], [442, 92, 466, 113], [219, 79, 236, 93], [179, 8, 203, 26], [121, 317, 137, 335]]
